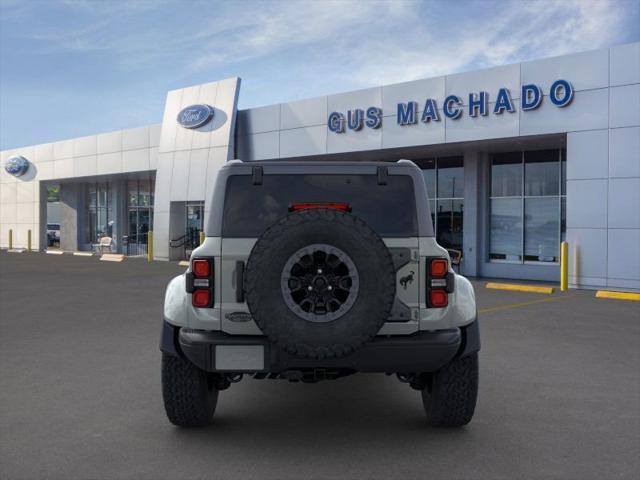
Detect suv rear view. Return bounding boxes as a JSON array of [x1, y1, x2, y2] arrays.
[[161, 160, 479, 427]]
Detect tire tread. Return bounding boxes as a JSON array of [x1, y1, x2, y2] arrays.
[[161, 353, 218, 427], [423, 353, 478, 427]]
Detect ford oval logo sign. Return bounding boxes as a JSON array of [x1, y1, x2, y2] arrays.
[[5, 156, 30, 177], [177, 104, 214, 129]]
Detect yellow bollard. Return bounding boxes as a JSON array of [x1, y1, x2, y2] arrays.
[[8, 229, 12, 250], [199, 230, 205, 246], [147, 231, 153, 262], [560, 241, 568, 292], [28, 229, 32, 252]]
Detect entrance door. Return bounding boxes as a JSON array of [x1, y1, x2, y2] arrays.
[[126, 208, 151, 256], [46, 184, 61, 249], [185, 202, 204, 257], [125, 178, 154, 256]]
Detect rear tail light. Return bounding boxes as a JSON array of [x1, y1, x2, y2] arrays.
[[289, 202, 351, 212], [429, 289, 448, 308], [186, 257, 214, 308], [426, 257, 454, 308], [192, 259, 210, 278], [192, 289, 211, 308], [430, 258, 448, 277]]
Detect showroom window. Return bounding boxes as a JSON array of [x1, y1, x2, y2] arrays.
[[86, 182, 113, 244], [185, 201, 205, 250], [489, 149, 566, 263], [420, 157, 464, 251], [126, 178, 155, 255]]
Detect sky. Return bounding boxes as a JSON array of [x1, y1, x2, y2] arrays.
[[1, 0, 639, 150]]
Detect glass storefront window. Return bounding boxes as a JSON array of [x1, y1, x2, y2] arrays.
[[421, 159, 436, 199], [489, 149, 566, 263], [561, 149, 567, 196], [491, 152, 522, 197], [186, 202, 204, 248], [490, 198, 522, 261], [47, 185, 60, 202], [139, 179, 152, 207], [418, 156, 464, 251], [86, 182, 112, 243], [138, 210, 151, 241], [88, 187, 97, 208], [561, 197, 566, 242], [127, 178, 155, 254], [436, 199, 463, 251], [524, 197, 559, 262], [437, 157, 464, 198], [127, 210, 137, 243], [524, 150, 559, 196], [128, 180, 138, 206]]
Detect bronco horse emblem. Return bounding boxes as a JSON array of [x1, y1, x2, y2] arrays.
[[399, 271, 415, 290]]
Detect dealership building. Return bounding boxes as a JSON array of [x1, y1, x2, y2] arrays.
[[1, 42, 639, 291]]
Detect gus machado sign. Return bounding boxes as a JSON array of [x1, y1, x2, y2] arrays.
[[328, 79, 573, 133]]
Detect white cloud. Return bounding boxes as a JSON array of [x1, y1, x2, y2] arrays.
[[181, 0, 630, 98], [8, 0, 629, 80], [188, 1, 412, 71], [323, 0, 626, 88]]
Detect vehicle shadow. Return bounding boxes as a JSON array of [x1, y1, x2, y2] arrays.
[[167, 374, 473, 450]]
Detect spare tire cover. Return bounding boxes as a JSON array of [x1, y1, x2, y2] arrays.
[[244, 208, 396, 359]]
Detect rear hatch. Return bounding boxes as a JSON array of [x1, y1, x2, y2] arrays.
[[218, 170, 422, 335]]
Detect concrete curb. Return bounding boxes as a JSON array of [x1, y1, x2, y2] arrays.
[[595, 290, 640, 301], [485, 282, 555, 294]]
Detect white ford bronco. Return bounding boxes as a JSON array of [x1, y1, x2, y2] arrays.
[[161, 160, 479, 427]]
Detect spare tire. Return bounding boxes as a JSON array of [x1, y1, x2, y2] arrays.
[[244, 208, 396, 359]]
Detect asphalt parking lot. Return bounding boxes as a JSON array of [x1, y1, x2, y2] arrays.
[[0, 251, 638, 480]]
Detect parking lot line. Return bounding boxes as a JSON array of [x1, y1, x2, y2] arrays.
[[595, 290, 640, 302], [478, 294, 572, 315], [485, 282, 555, 294]]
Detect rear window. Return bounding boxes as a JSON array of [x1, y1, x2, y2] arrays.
[[222, 174, 418, 237]]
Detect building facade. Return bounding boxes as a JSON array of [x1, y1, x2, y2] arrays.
[[1, 43, 639, 291]]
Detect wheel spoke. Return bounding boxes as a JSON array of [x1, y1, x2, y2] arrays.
[[282, 244, 359, 322], [287, 277, 303, 291], [298, 254, 314, 269], [326, 254, 341, 269], [336, 275, 353, 290], [328, 298, 341, 311], [300, 298, 313, 312]]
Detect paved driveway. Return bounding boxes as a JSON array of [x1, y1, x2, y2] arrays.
[[1, 252, 638, 479]]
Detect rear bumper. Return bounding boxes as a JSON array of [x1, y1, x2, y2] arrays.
[[161, 319, 479, 374]]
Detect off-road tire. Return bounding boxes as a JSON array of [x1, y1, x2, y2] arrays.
[[245, 208, 396, 359], [161, 353, 219, 427], [422, 353, 478, 427]]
